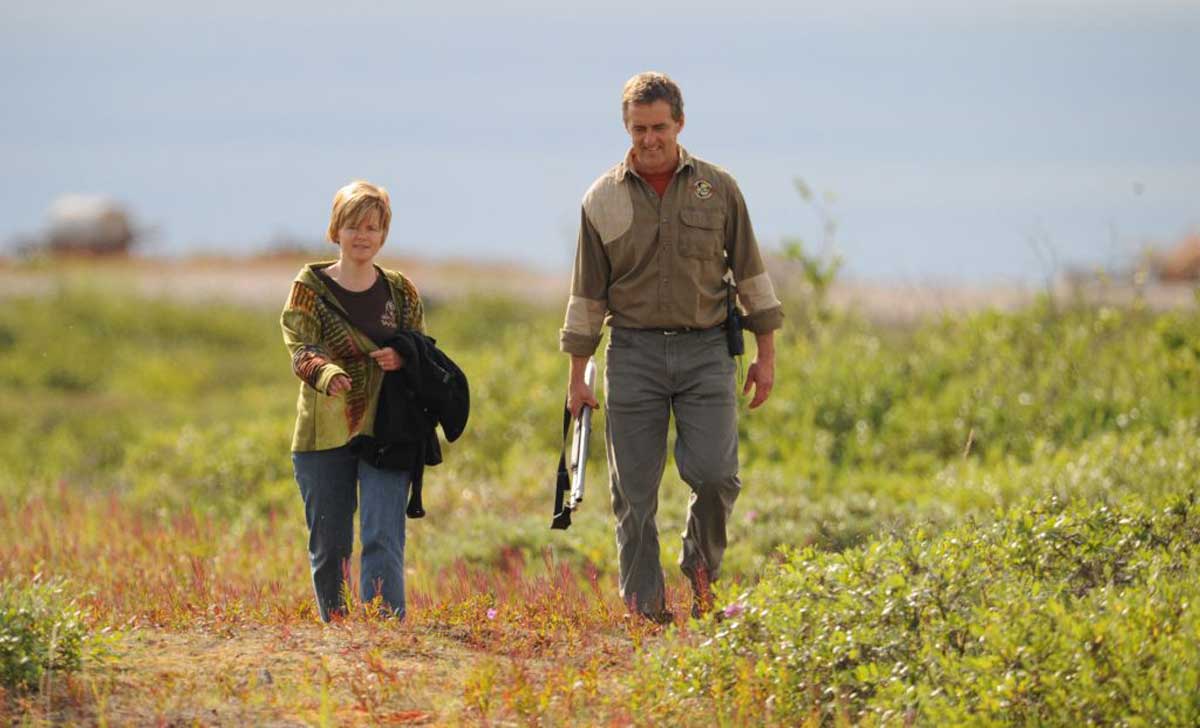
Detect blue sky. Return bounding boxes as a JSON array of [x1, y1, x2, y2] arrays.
[[2, 0, 1197, 281]]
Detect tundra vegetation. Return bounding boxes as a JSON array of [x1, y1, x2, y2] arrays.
[[1, 268, 1198, 725]]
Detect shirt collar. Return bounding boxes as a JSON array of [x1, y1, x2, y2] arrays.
[[618, 145, 694, 181]]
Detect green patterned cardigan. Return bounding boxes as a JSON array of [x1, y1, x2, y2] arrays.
[[280, 263, 425, 452]]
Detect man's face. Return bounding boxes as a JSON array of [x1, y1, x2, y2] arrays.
[[625, 100, 684, 175]]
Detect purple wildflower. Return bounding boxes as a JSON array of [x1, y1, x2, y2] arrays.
[[486, 608, 498, 620], [723, 602, 745, 619]]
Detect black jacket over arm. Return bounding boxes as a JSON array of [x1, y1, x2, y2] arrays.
[[353, 331, 470, 517]]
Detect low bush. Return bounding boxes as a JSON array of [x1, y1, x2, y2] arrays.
[[117, 418, 295, 517], [725, 420, 1200, 568], [638, 492, 1200, 725], [0, 577, 92, 691], [752, 300, 1200, 479]]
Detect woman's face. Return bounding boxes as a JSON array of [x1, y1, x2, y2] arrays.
[[336, 208, 385, 264]]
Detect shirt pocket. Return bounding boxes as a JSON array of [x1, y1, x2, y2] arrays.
[[679, 208, 726, 260]]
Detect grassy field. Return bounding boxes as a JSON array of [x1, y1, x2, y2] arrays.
[[2, 264, 1199, 724]]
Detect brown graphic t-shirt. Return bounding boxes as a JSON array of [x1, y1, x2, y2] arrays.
[[317, 269, 399, 346]]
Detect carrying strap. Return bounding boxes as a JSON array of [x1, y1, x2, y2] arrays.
[[550, 399, 574, 530]]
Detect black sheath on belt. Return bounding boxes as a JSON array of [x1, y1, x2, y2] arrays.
[[725, 280, 745, 357]]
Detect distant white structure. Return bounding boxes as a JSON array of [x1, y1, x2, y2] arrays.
[[44, 195, 137, 255]]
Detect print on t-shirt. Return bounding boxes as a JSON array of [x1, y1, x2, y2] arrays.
[[382, 300, 398, 330]]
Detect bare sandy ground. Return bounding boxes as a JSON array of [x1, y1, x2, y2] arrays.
[[0, 254, 567, 306], [0, 254, 1194, 321]]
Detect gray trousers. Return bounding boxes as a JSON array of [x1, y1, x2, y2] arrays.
[[604, 326, 741, 615]]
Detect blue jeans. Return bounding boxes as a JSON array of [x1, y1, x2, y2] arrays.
[[292, 445, 411, 621]]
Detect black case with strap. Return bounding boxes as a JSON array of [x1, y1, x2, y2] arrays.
[[550, 402, 574, 530], [726, 280, 745, 357]]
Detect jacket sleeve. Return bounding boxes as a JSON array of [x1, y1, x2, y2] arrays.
[[724, 178, 784, 334], [280, 281, 348, 395], [398, 274, 426, 335], [559, 206, 610, 356]]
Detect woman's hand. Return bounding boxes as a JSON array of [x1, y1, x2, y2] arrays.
[[328, 374, 352, 396], [369, 347, 405, 371]]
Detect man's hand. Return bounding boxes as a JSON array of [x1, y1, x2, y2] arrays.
[[369, 347, 405, 371], [742, 359, 774, 408], [741, 331, 776, 409], [569, 380, 600, 419], [328, 374, 352, 396], [567, 354, 600, 418]]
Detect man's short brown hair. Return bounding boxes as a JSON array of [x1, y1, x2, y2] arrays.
[[621, 72, 684, 124], [327, 180, 392, 244]]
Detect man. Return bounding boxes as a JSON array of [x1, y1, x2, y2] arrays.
[[560, 72, 783, 622]]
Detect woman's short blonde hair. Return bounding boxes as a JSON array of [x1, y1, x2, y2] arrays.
[[327, 180, 392, 244]]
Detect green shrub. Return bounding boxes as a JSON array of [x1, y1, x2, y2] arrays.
[[0, 290, 286, 488], [724, 420, 1200, 568], [118, 418, 296, 517], [637, 492, 1200, 725], [0, 577, 92, 691], [750, 299, 1200, 481]]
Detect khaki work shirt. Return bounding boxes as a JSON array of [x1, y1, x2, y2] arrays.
[[560, 147, 783, 356]]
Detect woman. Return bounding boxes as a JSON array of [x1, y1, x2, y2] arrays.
[[280, 180, 424, 621]]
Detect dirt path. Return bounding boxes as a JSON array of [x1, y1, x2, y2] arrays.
[[24, 618, 647, 726], [89, 624, 462, 725]]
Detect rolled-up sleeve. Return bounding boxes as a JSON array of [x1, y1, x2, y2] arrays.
[[724, 181, 784, 333], [559, 207, 610, 356]]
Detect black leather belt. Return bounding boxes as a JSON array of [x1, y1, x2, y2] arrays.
[[642, 324, 724, 335]]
